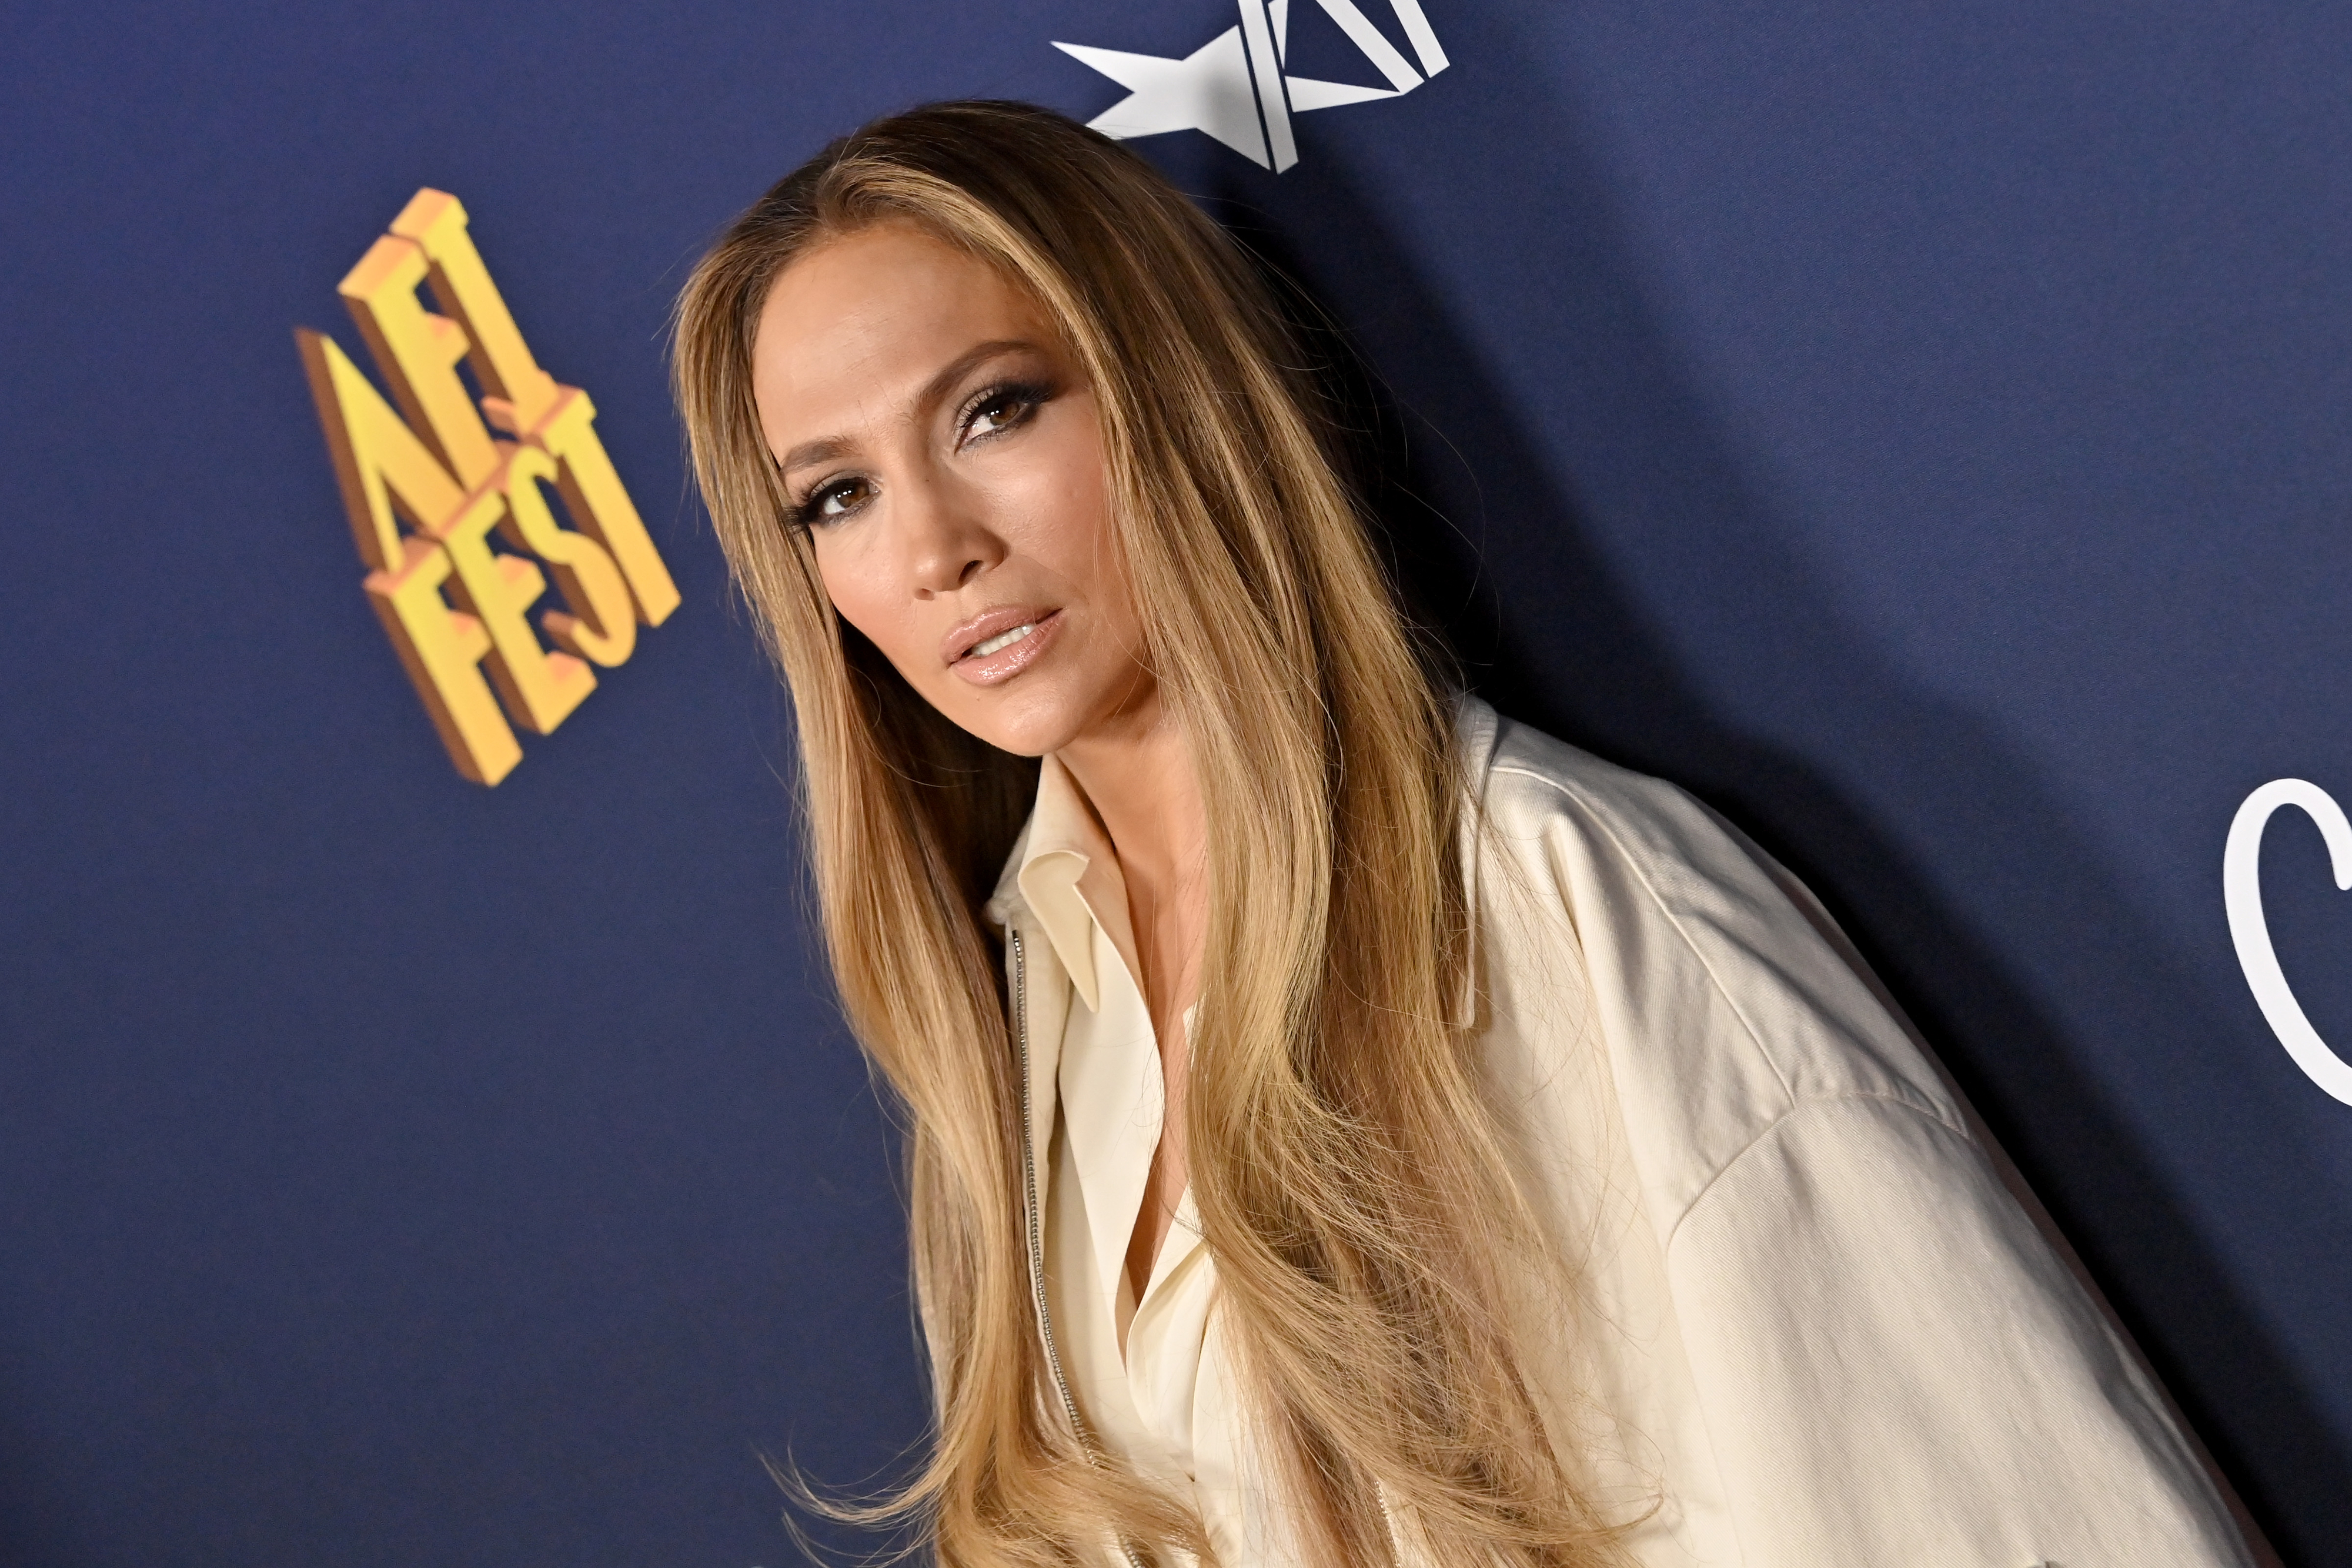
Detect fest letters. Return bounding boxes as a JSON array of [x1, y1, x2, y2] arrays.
[[298, 190, 677, 785]]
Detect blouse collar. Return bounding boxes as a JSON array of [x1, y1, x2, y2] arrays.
[[985, 693, 1499, 1027], [1003, 754, 1141, 1014]]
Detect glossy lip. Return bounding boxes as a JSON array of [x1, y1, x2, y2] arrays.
[[945, 606, 1063, 687]]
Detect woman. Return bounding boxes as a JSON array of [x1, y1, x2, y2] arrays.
[[674, 101, 2256, 1567]]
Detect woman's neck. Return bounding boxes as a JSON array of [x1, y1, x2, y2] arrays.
[[1053, 690, 1205, 921], [1053, 685, 1207, 1305]]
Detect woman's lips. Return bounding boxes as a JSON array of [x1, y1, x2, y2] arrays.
[[948, 609, 1063, 686]]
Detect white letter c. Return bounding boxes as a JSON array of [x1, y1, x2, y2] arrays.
[[2226, 779, 2352, 1105]]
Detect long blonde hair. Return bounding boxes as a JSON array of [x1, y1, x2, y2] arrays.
[[674, 101, 1618, 1568]]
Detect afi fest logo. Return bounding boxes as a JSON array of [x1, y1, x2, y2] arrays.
[[1058, 0, 1447, 172], [2227, 781, 2352, 1105], [296, 190, 678, 787]]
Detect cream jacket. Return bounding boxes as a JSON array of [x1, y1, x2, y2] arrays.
[[985, 698, 2253, 1566], [1001, 749, 1268, 1564]]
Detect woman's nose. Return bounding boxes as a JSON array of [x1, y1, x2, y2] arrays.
[[902, 476, 1003, 597]]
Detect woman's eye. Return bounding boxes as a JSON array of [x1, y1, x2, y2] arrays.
[[961, 384, 1045, 444], [800, 476, 872, 526], [967, 396, 1024, 438]]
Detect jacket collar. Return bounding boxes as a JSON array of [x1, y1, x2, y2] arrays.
[[1001, 756, 1141, 1012], [1452, 693, 1502, 1028], [987, 691, 1503, 1025]]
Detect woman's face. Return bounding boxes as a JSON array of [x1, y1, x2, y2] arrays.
[[749, 221, 1152, 759]]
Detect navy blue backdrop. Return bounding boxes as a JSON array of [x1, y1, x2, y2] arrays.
[[6, 1, 2349, 1562]]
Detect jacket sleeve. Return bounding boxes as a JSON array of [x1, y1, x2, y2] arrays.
[[1489, 726, 2256, 1566], [1665, 1091, 2247, 1565]]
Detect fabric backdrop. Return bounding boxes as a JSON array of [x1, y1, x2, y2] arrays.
[[5, 1, 2348, 1561]]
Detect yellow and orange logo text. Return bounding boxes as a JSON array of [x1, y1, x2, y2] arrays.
[[298, 189, 676, 785]]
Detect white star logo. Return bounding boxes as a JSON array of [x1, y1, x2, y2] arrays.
[[1056, 0, 1449, 172]]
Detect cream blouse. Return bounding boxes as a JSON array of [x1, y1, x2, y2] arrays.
[[985, 701, 2256, 1567], [1008, 754, 1261, 1562]]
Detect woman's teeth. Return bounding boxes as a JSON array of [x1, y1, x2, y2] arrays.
[[967, 624, 1035, 658]]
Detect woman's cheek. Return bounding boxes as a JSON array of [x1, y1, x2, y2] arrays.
[[814, 546, 890, 646]]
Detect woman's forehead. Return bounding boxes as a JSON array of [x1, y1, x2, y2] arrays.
[[757, 229, 1047, 400]]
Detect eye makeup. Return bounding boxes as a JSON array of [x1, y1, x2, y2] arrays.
[[789, 375, 1061, 530], [954, 376, 1055, 447]]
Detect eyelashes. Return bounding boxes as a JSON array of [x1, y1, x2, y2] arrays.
[[956, 377, 1052, 443], [789, 376, 1057, 531], [792, 474, 872, 530]]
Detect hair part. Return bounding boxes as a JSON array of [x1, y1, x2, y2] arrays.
[[673, 99, 1625, 1568]]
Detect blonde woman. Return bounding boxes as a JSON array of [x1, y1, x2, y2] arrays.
[[673, 101, 2257, 1568]]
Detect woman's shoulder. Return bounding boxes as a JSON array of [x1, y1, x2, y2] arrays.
[[1459, 695, 1733, 869], [1455, 696, 1969, 1214], [1456, 693, 1828, 944]]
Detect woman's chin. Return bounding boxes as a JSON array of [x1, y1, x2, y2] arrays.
[[937, 688, 1089, 761]]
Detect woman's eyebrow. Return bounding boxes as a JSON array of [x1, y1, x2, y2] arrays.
[[915, 339, 1041, 416], [778, 434, 850, 479], [776, 340, 1041, 479]]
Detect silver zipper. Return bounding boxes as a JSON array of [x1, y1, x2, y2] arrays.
[[1010, 927, 1091, 1449], [1010, 927, 1149, 1568]]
